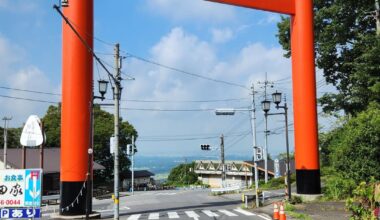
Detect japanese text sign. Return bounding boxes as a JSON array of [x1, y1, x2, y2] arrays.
[[0, 169, 42, 208]]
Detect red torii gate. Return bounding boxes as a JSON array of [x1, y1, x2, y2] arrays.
[[208, 0, 321, 195], [59, 0, 320, 216]]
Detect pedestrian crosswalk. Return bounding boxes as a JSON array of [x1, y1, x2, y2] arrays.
[[126, 208, 270, 219]]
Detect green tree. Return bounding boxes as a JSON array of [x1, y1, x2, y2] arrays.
[[42, 104, 61, 148], [40, 104, 138, 185], [167, 162, 198, 186], [329, 104, 380, 183], [0, 127, 22, 148], [277, 0, 380, 115], [92, 104, 138, 185]]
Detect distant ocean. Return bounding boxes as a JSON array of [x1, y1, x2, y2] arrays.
[[133, 155, 251, 180]]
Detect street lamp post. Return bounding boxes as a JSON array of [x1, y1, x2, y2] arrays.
[[272, 91, 291, 200], [261, 91, 292, 200], [86, 80, 108, 219], [261, 100, 271, 183]]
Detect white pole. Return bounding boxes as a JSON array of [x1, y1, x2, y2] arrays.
[[2, 117, 11, 169], [264, 113, 268, 183], [114, 43, 120, 220], [131, 135, 135, 195]]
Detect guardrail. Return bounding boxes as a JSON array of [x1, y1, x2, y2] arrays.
[[211, 184, 241, 193]]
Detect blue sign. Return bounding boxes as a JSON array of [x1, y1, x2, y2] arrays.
[[24, 170, 41, 207], [0, 208, 41, 218]]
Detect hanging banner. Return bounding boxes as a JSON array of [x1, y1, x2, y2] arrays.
[[0, 169, 42, 208]]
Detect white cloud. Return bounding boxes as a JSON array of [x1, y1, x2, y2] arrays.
[[145, 0, 236, 23], [121, 27, 292, 156], [0, 35, 59, 125], [211, 28, 234, 43], [0, 36, 24, 75], [257, 14, 281, 25]]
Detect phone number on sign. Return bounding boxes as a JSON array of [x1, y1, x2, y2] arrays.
[[0, 200, 21, 206]]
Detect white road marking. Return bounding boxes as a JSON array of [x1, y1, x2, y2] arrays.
[[234, 208, 256, 216], [148, 212, 160, 219], [218, 209, 238, 216], [202, 210, 219, 217], [96, 206, 130, 213], [156, 192, 177, 196], [168, 211, 180, 218], [127, 214, 141, 220], [258, 214, 272, 220], [185, 210, 200, 218]]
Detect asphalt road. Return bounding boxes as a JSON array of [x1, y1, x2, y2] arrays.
[[92, 189, 272, 220]]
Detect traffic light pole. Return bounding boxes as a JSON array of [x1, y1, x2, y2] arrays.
[[220, 134, 225, 187], [131, 135, 135, 195]]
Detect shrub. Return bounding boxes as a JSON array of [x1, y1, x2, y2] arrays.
[[323, 175, 356, 200], [346, 178, 379, 220]]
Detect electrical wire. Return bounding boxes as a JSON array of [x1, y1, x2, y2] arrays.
[[138, 131, 250, 142], [0, 94, 59, 104], [0, 85, 248, 104], [123, 52, 249, 90]]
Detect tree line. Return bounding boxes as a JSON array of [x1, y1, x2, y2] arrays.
[[0, 104, 138, 186]]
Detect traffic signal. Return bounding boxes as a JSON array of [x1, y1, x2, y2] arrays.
[[201, 144, 210, 150], [126, 144, 137, 156], [255, 147, 263, 160]]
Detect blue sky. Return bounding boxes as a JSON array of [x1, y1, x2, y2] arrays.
[[0, 0, 334, 158]]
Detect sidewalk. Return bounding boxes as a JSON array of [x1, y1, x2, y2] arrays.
[[252, 200, 350, 220]]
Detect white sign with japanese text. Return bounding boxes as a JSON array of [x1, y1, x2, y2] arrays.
[[0, 169, 42, 207]]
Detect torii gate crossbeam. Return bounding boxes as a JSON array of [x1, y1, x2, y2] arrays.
[[208, 0, 321, 195]]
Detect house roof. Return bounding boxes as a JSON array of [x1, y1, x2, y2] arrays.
[[244, 159, 296, 175], [0, 148, 105, 174], [122, 170, 155, 179]]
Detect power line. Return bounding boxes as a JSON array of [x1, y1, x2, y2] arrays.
[[105, 106, 216, 112], [0, 94, 59, 104], [53, 14, 248, 90], [124, 52, 249, 90], [138, 132, 250, 142], [140, 131, 249, 139], [0, 86, 61, 96], [0, 86, 248, 103]]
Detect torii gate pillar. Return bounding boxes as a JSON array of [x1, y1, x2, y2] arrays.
[[60, 0, 94, 215], [209, 0, 321, 194]]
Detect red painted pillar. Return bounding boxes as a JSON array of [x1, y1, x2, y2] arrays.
[[291, 0, 321, 194], [60, 0, 93, 215]]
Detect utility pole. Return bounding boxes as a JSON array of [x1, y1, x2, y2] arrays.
[[113, 43, 122, 220], [131, 135, 135, 195], [220, 134, 225, 187], [250, 85, 260, 207], [259, 73, 273, 183], [376, 0, 380, 36], [284, 97, 291, 200], [2, 117, 12, 169]]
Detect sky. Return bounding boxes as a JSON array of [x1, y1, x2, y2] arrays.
[[0, 0, 335, 158]]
